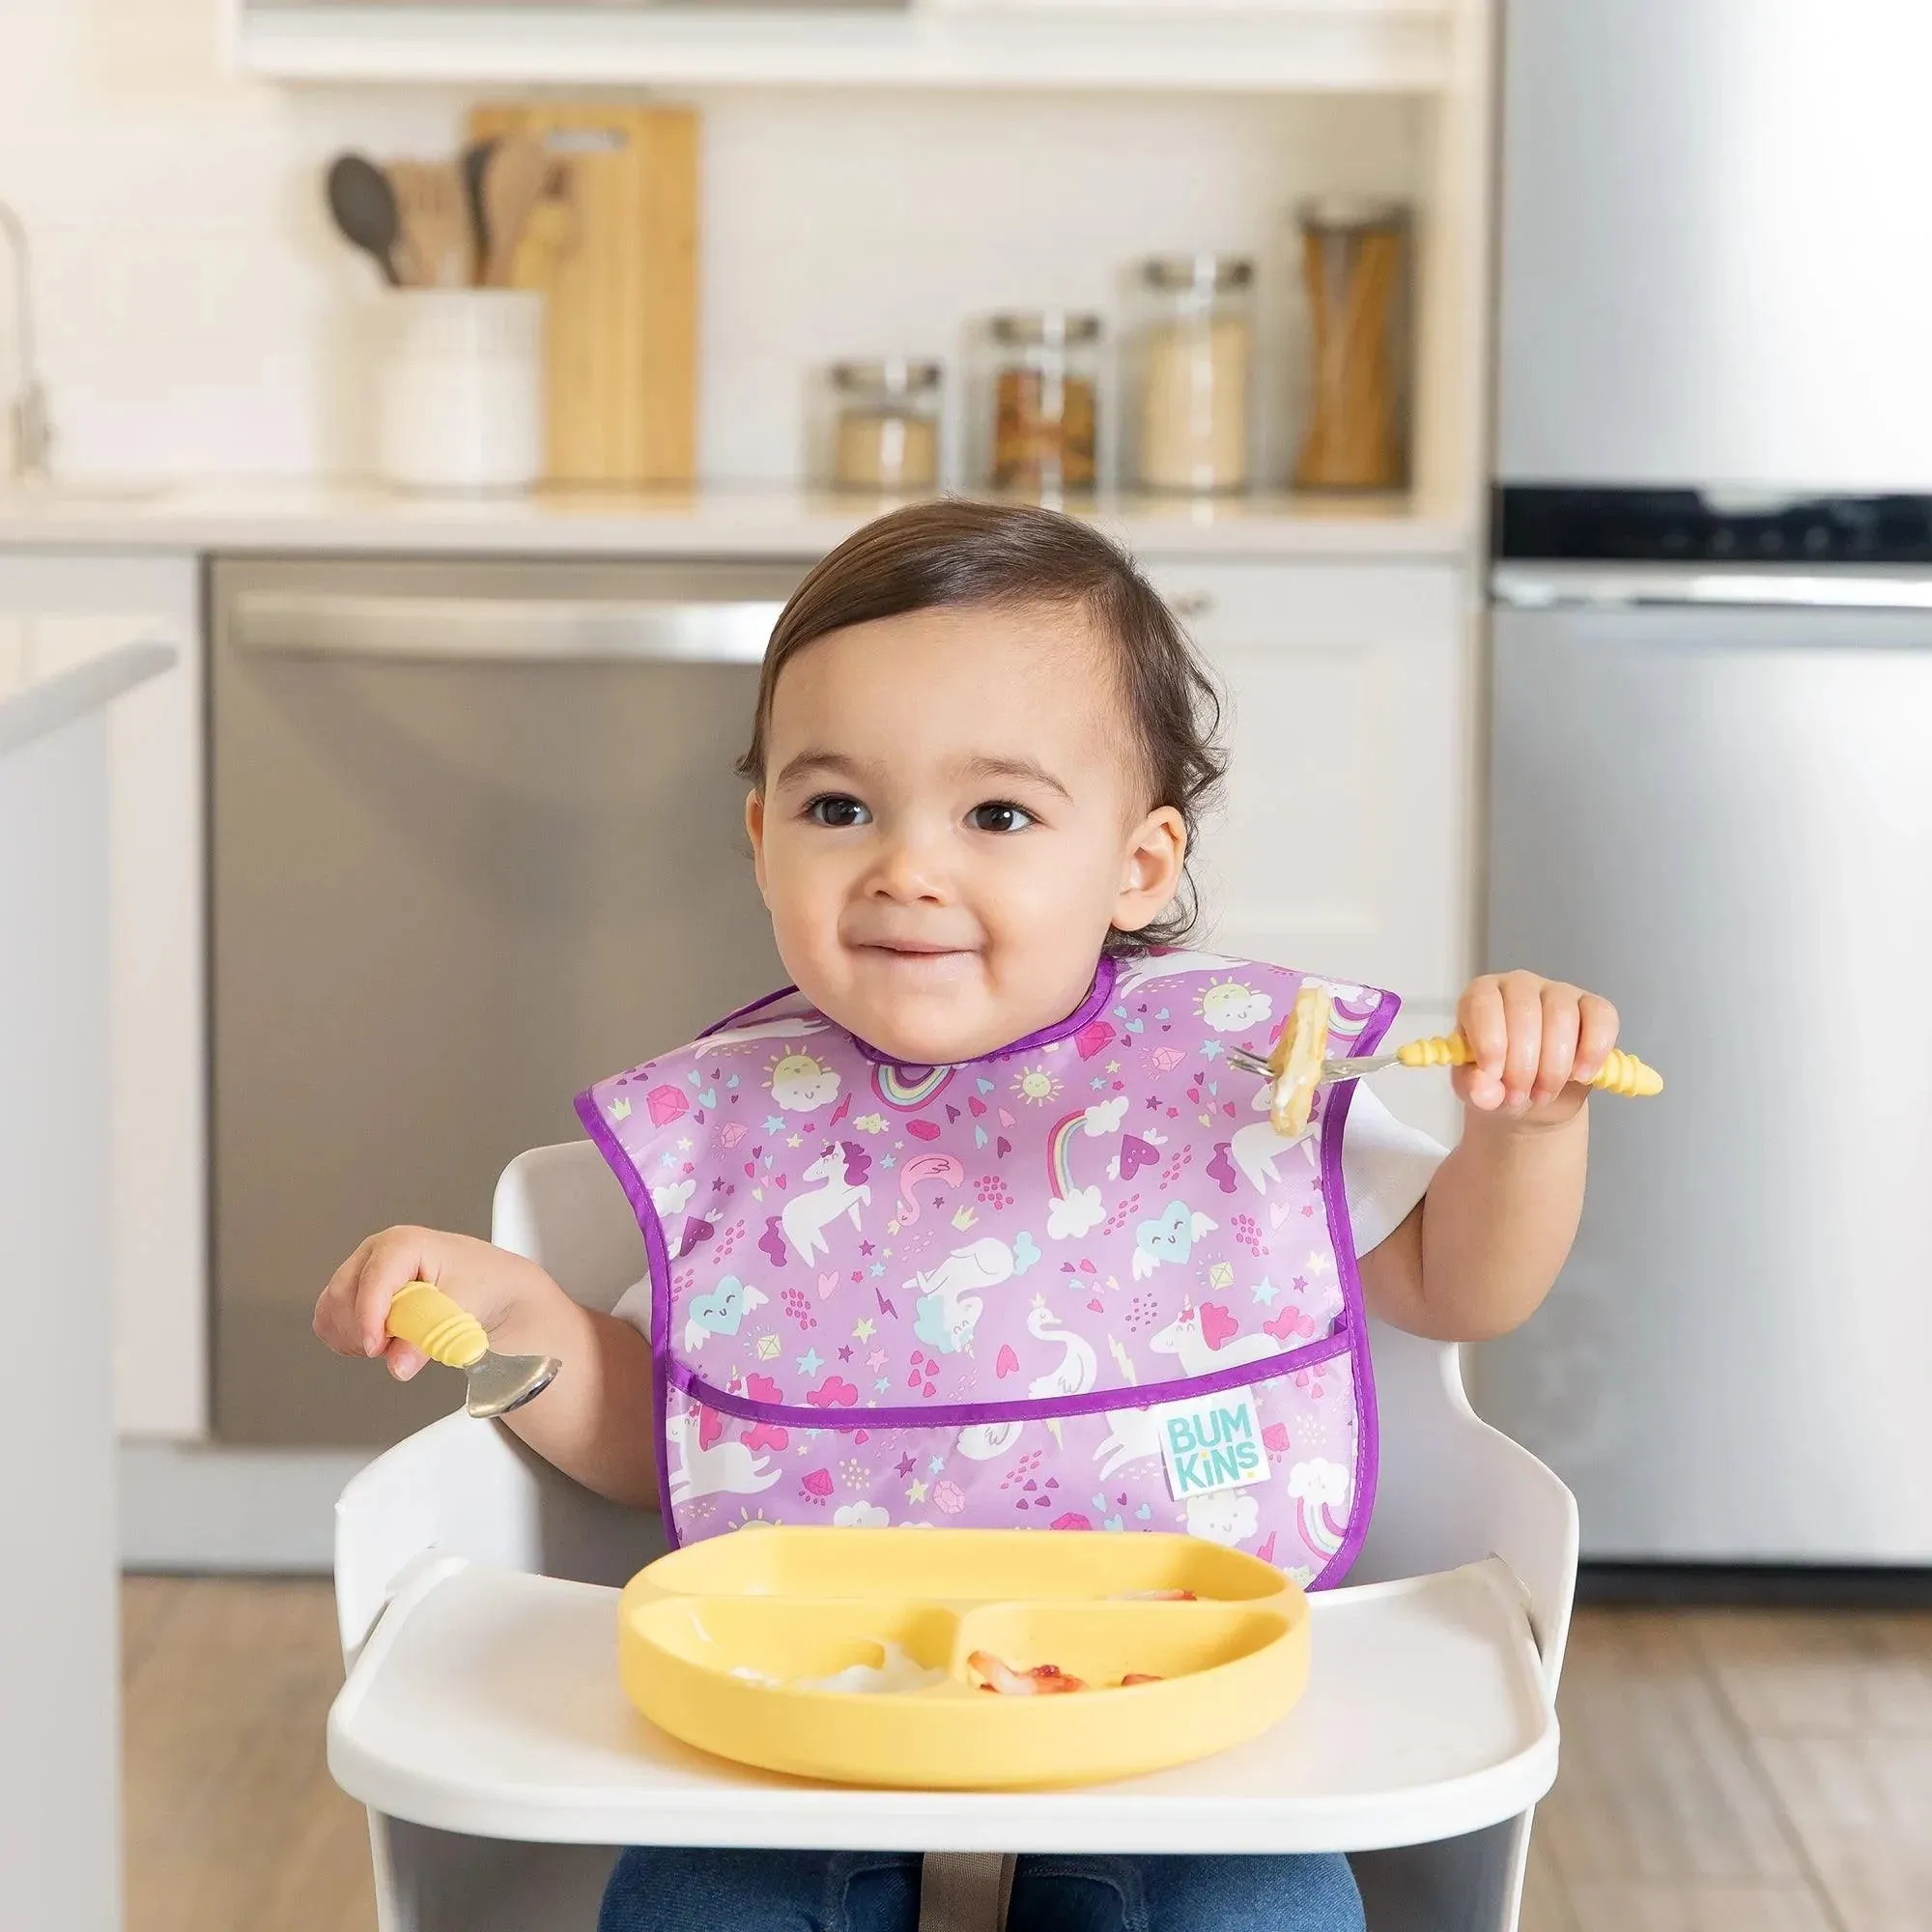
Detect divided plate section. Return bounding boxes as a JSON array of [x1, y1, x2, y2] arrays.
[[636, 1524, 1293, 1606]]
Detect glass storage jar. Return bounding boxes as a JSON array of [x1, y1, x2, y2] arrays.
[[825, 359, 944, 494], [1129, 254, 1254, 495], [980, 310, 1101, 496], [1293, 196, 1410, 492]]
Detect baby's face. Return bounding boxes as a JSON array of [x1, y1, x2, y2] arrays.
[[748, 603, 1184, 1065]]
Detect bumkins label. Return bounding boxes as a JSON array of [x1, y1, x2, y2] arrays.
[[1157, 1389, 1267, 1500]]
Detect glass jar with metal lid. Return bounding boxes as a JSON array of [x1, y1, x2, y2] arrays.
[[980, 310, 1101, 496], [825, 358, 944, 494], [1129, 254, 1255, 495]]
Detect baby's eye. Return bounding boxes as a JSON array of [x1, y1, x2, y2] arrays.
[[969, 801, 1035, 835], [807, 794, 870, 829]]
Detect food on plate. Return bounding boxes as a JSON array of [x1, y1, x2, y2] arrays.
[[969, 1651, 1165, 1694], [730, 1643, 946, 1695], [1266, 981, 1333, 1138]]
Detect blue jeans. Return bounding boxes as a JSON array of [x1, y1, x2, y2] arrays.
[[599, 1847, 1364, 1932]]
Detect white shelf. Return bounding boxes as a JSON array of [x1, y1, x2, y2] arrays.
[[232, 1, 1454, 92], [329, 1555, 1556, 1851]]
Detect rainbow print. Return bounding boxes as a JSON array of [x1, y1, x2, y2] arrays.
[[871, 1063, 954, 1110], [1046, 1110, 1088, 1203]]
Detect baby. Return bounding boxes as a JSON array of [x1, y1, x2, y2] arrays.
[[316, 500, 1619, 1932]]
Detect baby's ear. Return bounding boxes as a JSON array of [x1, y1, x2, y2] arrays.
[[1115, 805, 1186, 927], [745, 790, 770, 897]]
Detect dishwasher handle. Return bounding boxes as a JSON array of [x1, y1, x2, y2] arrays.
[[231, 591, 786, 665]]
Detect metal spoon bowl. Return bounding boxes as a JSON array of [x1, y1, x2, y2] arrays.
[[326, 153, 402, 288]]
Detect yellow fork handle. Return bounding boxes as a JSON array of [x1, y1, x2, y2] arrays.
[[1395, 1032, 1663, 1097], [385, 1281, 489, 1369]]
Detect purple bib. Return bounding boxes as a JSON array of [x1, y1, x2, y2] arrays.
[[578, 950, 1397, 1586]]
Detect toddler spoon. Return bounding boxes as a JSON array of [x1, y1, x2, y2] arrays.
[[1225, 1031, 1663, 1097], [384, 1281, 559, 1418]]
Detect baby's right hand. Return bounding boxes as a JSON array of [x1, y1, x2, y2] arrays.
[[313, 1226, 564, 1382]]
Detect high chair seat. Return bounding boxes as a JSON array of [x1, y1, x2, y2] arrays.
[[330, 1141, 1578, 1932]]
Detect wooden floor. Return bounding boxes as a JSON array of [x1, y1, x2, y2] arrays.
[[123, 1578, 1930, 1932]]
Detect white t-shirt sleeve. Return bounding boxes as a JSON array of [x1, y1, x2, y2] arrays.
[[1339, 1085, 1448, 1256], [612, 1274, 653, 1340], [607, 1086, 1446, 1335]]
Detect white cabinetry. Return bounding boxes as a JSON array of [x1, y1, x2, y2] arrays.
[[0, 554, 204, 1438], [1145, 558, 1469, 1005]]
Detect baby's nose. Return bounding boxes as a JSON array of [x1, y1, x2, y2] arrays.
[[866, 829, 950, 902]]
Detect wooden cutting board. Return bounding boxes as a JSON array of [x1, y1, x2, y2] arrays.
[[467, 102, 698, 488]]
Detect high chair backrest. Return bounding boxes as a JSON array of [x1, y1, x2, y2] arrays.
[[486, 1140, 1577, 1685]]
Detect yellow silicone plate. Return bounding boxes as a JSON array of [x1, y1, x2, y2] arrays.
[[618, 1527, 1308, 1789]]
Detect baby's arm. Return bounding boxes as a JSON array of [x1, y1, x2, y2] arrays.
[[313, 1227, 660, 1510], [1359, 971, 1615, 1343]]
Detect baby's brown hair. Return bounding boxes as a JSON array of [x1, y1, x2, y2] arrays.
[[739, 499, 1226, 952]]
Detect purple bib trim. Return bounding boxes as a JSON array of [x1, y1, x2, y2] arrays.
[[577, 952, 1397, 1584]]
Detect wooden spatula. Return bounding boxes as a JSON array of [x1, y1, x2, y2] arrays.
[[387, 159, 468, 289]]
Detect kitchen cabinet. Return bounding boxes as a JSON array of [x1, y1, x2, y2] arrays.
[[1145, 558, 1469, 1005], [0, 554, 205, 1440]]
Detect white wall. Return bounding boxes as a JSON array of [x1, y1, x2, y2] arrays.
[[1, 0, 1421, 485]]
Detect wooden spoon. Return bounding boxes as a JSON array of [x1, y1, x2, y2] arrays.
[[480, 132, 550, 288], [325, 154, 401, 288]]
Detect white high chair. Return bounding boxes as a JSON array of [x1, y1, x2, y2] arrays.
[[329, 1141, 1577, 1932]]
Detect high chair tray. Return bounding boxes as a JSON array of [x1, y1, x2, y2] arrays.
[[328, 1552, 1557, 1854]]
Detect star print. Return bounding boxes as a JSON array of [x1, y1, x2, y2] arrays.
[[838, 1346, 854, 1362], [1201, 1039, 1224, 1061], [765, 1115, 785, 1132], [860, 1240, 876, 1257], [896, 1454, 918, 1477], [676, 1136, 693, 1151], [867, 1349, 888, 1373], [1106, 1060, 1122, 1073], [786, 1133, 803, 1149], [869, 1263, 887, 1278], [1293, 1275, 1308, 1293], [928, 1454, 948, 1475], [1252, 1276, 1280, 1306], [854, 1318, 876, 1342], [796, 1348, 824, 1377], [874, 1377, 892, 1394], [906, 1479, 929, 1504], [1091, 1077, 1107, 1092], [880, 1153, 897, 1170], [658, 1150, 678, 1168], [712, 1177, 729, 1192], [1146, 1095, 1163, 1112]]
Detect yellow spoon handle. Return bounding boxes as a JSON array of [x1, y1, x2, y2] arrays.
[[385, 1281, 489, 1369], [1394, 1031, 1663, 1096]]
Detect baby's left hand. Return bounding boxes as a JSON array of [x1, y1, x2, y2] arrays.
[[1453, 970, 1620, 1124]]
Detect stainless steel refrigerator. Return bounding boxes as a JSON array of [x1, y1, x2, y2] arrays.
[[1480, 0, 1932, 1563]]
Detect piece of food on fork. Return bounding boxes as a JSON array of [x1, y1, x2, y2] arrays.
[[1266, 980, 1334, 1139]]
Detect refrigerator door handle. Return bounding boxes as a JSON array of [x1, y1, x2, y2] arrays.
[[1493, 565, 1932, 613], [231, 591, 785, 665]]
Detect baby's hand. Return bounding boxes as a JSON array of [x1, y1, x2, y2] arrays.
[[312, 1226, 564, 1381], [1452, 971, 1619, 1124]]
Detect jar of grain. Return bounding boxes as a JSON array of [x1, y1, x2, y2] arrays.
[[827, 359, 944, 494], [1293, 197, 1410, 492], [981, 310, 1101, 497], [1130, 255, 1254, 495]]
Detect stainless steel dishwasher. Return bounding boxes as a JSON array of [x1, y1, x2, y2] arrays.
[[1480, 562, 1932, 1565], [210, 557, 804, 1447]]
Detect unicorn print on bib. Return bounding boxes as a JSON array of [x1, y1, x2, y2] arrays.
[[580, 952, 1398, 1585]]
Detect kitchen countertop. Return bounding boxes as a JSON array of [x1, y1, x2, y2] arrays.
[[0, 480, 1469, 562], [0, 639, 176, 758]]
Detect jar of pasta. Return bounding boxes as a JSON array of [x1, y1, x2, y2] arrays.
[[981, 310, 1101, 497], [1293, 197, 1410, 492], [826, 359, 944, 494], [1129, 255, 1254, 495]]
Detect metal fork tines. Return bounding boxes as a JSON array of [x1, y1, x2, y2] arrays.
[[1224, 1043, 1399, 1086]]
